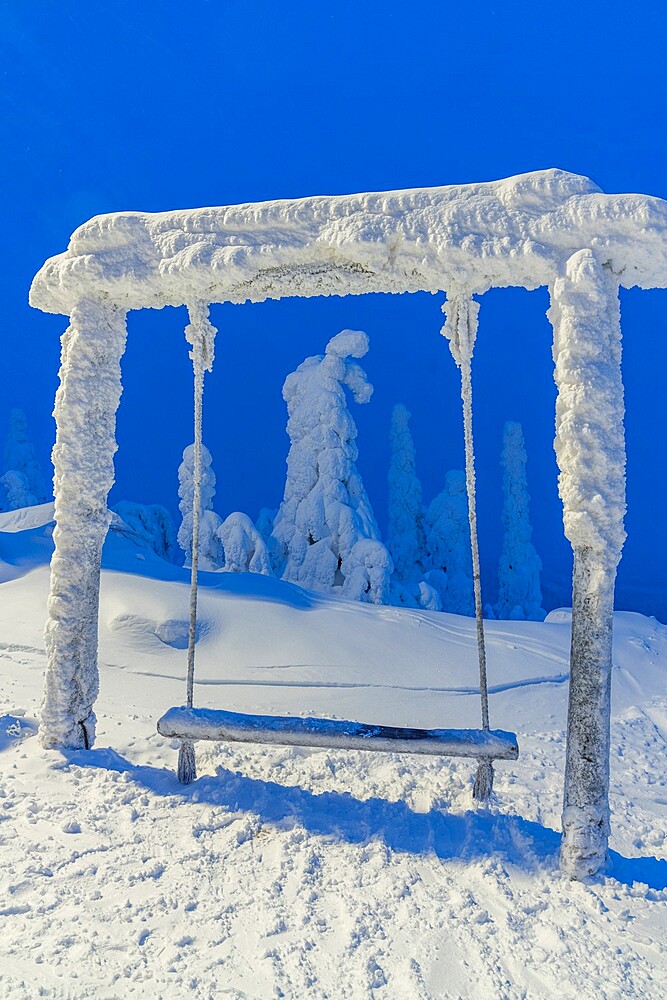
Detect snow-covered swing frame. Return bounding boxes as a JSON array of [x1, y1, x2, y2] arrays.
[[30, 169, 667, 881]]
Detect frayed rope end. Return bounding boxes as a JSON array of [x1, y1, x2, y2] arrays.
[[177, 740, 197, 785], [473, 758, 494, 802]]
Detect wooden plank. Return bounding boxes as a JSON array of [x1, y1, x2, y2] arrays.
[[157, 707, 519, 760]]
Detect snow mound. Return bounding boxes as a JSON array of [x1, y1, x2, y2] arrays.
[[109, 614, 206, 650], [0, 501, 54, 533]]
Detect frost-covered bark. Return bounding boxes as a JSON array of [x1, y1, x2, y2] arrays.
[[424, 471, 474, 616], [2, 407, 49, 505], [218, 512, 274, 575], [495, 421, 545, 621], [41, 300, 128, 749], [178, 443, 223, 570], [272, 330, 383, 597], [561, 551, 616, 876], [548, 250, 626, 879], [387, 404, 425, 583]]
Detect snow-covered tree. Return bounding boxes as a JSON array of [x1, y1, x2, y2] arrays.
[[417, 579, 442, 612], [272, 330, 386, 599], [2, 408, 49, 504], [387, 577, 442, 611], [0, 470, 37, 511], [342, 539, 393, 604], [387, 404, 425, 582], [177, 443, 223, 570], [424, 470, 474, 615], [256, 507, 276, 543], [256, 506, 283, 574], [495, 421, 545, 621], [112, 500, 178, 561], [217, 512, 274, 575]]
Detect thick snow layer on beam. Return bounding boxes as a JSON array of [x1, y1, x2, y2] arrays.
[[157, 706, 519, 760], [30, 169, 667, 315]]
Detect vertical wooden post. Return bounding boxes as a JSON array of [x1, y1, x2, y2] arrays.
[[562, 549, 615, 876], [548, 250, 626, 878], [40, 299, 127, 749]]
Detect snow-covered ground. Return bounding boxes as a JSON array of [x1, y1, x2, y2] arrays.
[[1, 515, 666, 998]]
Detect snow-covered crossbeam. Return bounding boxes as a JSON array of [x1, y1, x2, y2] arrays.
[[157, 707, 519, 760], [29, 169, 667, 316]]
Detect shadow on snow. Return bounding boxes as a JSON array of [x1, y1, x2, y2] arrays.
[[64, 746, 667, 892]]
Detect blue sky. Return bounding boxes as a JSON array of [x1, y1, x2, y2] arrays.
[[2, 1, 666, 615]]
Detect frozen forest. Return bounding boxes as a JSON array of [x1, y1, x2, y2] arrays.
[[105, 329, 540, 618], [0, 335, 545, 620]]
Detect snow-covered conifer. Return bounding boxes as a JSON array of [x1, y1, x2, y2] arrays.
[[217, 512, 274, 575], [177, 443, 223, 570], [272, 330, 382, 595], [112, 501, 178, 561], [0, 470, 37, 511], [256, 507, 283, 574], [417, 580, 442, 612], [387, 404, 425, 582], [2, 408, 49, 503], [256, 507, 276, 543], [424, 470, 474, 615], [495, 421, 545, 621], [342, 539, 393, 604], [389, 577, 442, 612]]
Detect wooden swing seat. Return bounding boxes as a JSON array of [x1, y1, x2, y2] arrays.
[[157, 706, 519, 760]]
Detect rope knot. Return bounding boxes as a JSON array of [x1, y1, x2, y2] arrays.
[[185, 301, 218, 376], [441, 291, 480, 367]]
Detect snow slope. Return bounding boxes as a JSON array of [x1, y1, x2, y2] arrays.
[[1, 520, 666, 998]]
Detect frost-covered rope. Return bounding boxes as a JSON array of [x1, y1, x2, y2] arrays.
[[187, 366, 204, 712], [178, 303, 217, 785], [442, 293, 493, 800], [459, 352, 489, 732]]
